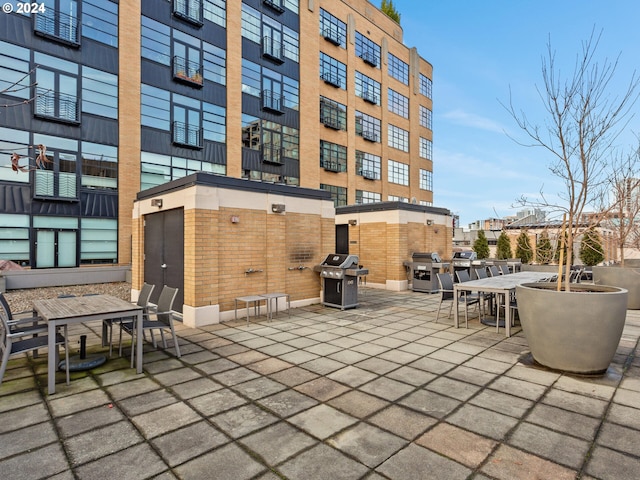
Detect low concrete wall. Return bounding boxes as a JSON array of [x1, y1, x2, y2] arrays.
[[0, 266, 131, 291]]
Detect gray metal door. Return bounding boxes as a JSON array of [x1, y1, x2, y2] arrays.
[[335, 224, 349, 254], [144, 208, 184, 312]]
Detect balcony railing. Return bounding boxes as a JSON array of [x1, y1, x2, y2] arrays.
[[322, 116, 343, 130], [172, 121, 202, 148], [262, 143, 284, 165], [173, 0, 203, 25], [263, 0, 285, 13], [359, 50, 378, 67], [173, 56, 204, 86], [262, 90, 284, 114], [321, 159, 345, 173], [321, 71, 341, 88], [34, 9, 80, 46], [359, 169, 379, 180], [322, 28, 343, 46], [34, 88, 79, 123], [262, 36, 284, 63], [361, 90, 378, 105], [361, 130, 378, 142]]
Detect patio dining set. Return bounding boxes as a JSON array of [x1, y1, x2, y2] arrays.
[[0, 283, 181, 394]]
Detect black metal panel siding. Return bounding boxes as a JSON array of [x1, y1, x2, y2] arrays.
[[81, 116, 119, 146], [241, 93, 299, 128], [241, 148, 299, 179], [141, 127, 226, 165], [30, 199, 80, 216], [0, 94, 32, 131], [81, 191, 118, 218], [0, 184, 30, 215], [203, 141, 226, 165]]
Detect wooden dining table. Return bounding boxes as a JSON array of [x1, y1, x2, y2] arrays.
[[452, 271, 553, 337], [32, 294, 143, 395]]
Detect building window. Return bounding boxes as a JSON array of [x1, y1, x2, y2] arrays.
[[0, 127, 30, 183], [142, 17, 171, 64], [319, 8, 346, 47], [81, 218, 117, 264], [82, 0, 118, 47], [81, 142, 117, 190], [320, 184, 347, 207], [356, 190, 381, 204], [419, 73, 432, 99], [34, 0, 80, 46], [388, 89, 409, 118], [355, 71, 380, 105], [419, 137, 432, 160], [241, 115, 298, 160], [141, 85, 225, 145], [388, 125, 409, 152], [355, 111, 381, 143], [32, 134, 79, 200], [320, 140, 347, 172], [283, 0, 298, 13], [34, 53, 79, 124], [242, 4, 298, 63], [141, 151, 225, 191], [388, 53, 409, 85], [388, 195, 408, 202], [142, 17, 225, 86], [0, 41, 30, 103], [203, 0, 226, 28], [173, 96, 202, 148], [0, 214, 30, 266], [172, 31, 204, 86], [173, 0, 203, 25], [388, 159, 409, 186], [355, 32, 380, 68], [82, 67, 118, 119], [419, 105, 432, 130], [420, 168, 433, 191], [320, 97, 346, 130], [241, 60, 298, 112], [320, 53, 346, 89], [356, 151, 380, 180]]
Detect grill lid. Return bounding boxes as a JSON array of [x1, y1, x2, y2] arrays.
[[411, 252, 442, 263], [320, 253, 359, 268], [452, 251, 477, 260]]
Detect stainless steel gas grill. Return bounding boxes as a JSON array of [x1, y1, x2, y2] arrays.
[[403, 252, 448, 293], [315, 254, 369, 309], [451, 250, 485, 280]]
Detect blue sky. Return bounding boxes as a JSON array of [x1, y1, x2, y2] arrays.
[[387, 0, 640, 227]]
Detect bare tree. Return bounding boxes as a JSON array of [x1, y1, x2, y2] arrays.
[[505, 29, 639, 290], [606, 141, 640, 264]]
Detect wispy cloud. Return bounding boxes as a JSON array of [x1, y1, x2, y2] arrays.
[[441, 109, 506, 134]]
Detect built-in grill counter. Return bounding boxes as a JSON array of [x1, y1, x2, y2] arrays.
[[403, 252, 448, 293], [314, 254, 369, 309]]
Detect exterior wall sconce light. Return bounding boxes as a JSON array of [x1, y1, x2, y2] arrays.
[[230, 215, 240, 223], [348, 219, 358, 226], [426, 219, 433, 226], [271, 204, 286, 213], [151, 198, 163, 208]]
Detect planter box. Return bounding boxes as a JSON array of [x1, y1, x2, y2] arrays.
[[516, 282, 628, 374], [592, 265, 640, 309]]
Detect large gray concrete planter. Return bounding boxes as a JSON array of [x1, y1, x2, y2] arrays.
[[592, 265, 640, 309], [516, 282, 628, 374]]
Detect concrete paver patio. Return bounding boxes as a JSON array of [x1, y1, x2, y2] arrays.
[[1, 288, 640, 479]]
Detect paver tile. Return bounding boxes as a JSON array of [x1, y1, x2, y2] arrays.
[[377, 443, 472, 480], [415, 422, 497, 468]]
